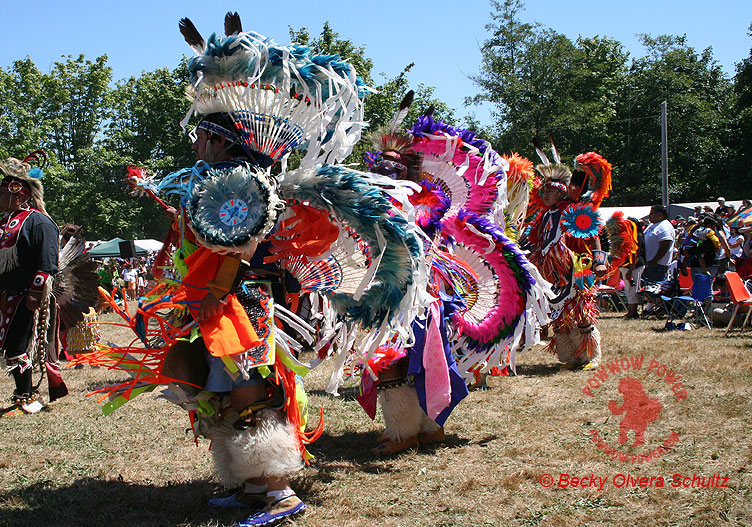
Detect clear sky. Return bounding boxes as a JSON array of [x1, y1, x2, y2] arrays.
[[0, 0, 749, 126]]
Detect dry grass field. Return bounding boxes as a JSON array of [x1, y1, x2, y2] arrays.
[[1, 311, 750, 527]]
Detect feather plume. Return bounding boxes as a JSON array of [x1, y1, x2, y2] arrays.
[[532, 136, 549, 165], [179, 18, 205, 54], [388, 90, 414, 135], [409, 115, 506, 217], [423, 105, 435, 117], [224, 12, 242, 36], [548, 133, 561, 164], [573, 151, 612, 210]]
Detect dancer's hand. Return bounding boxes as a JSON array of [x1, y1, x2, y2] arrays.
[[198, 292, 223, 321], [25, 291, 42, 311]]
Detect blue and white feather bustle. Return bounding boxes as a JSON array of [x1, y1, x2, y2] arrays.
[[187, 162, 282, 255], [279, 164, 432, 394]]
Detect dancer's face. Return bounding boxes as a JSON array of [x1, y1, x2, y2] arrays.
[[541, 186, 566, 207], [0, 178, 29, 212], [191, 128, 211, 161]]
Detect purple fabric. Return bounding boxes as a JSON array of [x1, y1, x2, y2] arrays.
[[409, 292, 469, 426]]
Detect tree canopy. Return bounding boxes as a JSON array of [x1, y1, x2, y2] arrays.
[[470, 0, 747, 205], [0, 11, 749, 240]]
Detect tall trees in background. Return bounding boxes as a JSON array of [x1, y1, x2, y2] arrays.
[[0, 56, 188, 239], [289, 23, 454, 167], [0, 11, 749, 240], [471, 0, 744, 206]]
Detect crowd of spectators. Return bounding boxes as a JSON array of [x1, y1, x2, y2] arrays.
[[609, 198, 752, 327], [94, 255, 156, 305]]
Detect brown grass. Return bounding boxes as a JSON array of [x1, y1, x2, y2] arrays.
[[1, 312, 750, 527]]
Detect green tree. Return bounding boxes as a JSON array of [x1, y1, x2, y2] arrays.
[[613, 35, 733, 204], [289, 23, 455, 167], [41, 55, 112, 172], [471, 0, 738, 205], [726, 23, 752, 194], [0, 58, 49, 158], [106, 61, 193, 168], [470, 0, 628, 163]]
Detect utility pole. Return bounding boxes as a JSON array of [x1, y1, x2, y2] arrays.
[[661, 101, 668, 208]]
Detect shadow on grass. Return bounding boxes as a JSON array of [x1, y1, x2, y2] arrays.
[[515, 363, 562, 377], [307, 386, 359, 401], [0, 478, 254, 527], [310, 429, 471, 465]]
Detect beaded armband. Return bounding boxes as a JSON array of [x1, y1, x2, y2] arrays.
[[29, 271, 51, 293]]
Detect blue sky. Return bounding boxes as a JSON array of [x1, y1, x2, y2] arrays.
[[0, 0, 749, 126]]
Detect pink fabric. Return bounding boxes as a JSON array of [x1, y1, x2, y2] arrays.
[[423, 301, 451, 420]]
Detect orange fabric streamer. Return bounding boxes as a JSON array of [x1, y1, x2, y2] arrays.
[[178, 246, 260, 357], [273, 356, 324, 461]]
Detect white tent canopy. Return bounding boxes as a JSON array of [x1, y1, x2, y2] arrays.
[[599, 200, 746, 221], [135, 239, 164, 252]]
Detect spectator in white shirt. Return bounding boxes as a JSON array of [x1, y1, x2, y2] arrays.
[[643, 205, 675, 283], [122, 263, 138, 299]]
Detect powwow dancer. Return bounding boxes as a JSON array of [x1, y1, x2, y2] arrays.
[[76, 13, 427, 527], [0, 153, 98, 414], [522, 139, 610, 369], [360, 99, 550, 453], [0, 154, 62, 413]]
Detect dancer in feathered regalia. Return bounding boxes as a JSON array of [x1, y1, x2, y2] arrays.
[[0, 153, 99, 415], [359, 96, 550, 453], [522, 139, 611, 369], [76, 13, 428, 527]]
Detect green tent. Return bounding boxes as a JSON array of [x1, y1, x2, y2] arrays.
[[86, 237, 149, 258]]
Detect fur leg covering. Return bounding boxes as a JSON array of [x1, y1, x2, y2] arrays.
[[585, 325, 602, 367], [555, 325, 601, 367], [379, 386, 425, 442], [553, 328, 578, 366], [419, 412, 441, 434], [208, 409, 304, 489]]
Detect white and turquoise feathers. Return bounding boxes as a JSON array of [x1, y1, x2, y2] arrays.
[[179, 15, 367, 169]]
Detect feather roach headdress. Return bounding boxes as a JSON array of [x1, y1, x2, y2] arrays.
[[364, 90, 422, 182], [532, 136, 571, 192], [180, 12, 366, 168], [0, 151, 48, 214]]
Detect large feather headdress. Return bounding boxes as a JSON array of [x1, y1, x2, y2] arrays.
[[179, 13, 367, 169]]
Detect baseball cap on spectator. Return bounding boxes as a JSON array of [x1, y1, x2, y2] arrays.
[[717, 197, 725, 202]]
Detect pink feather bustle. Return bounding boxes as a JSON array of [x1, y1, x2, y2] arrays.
[[411, 135, 501, 217]]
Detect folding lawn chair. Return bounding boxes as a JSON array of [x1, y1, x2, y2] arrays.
[[724, 271, 752, 336], [596, 271, 627, 312], [678, 271, 693, 295], [660, 273, 713, 329]]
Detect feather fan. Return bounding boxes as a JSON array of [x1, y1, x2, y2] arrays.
[[53, 236, 101, 332]]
